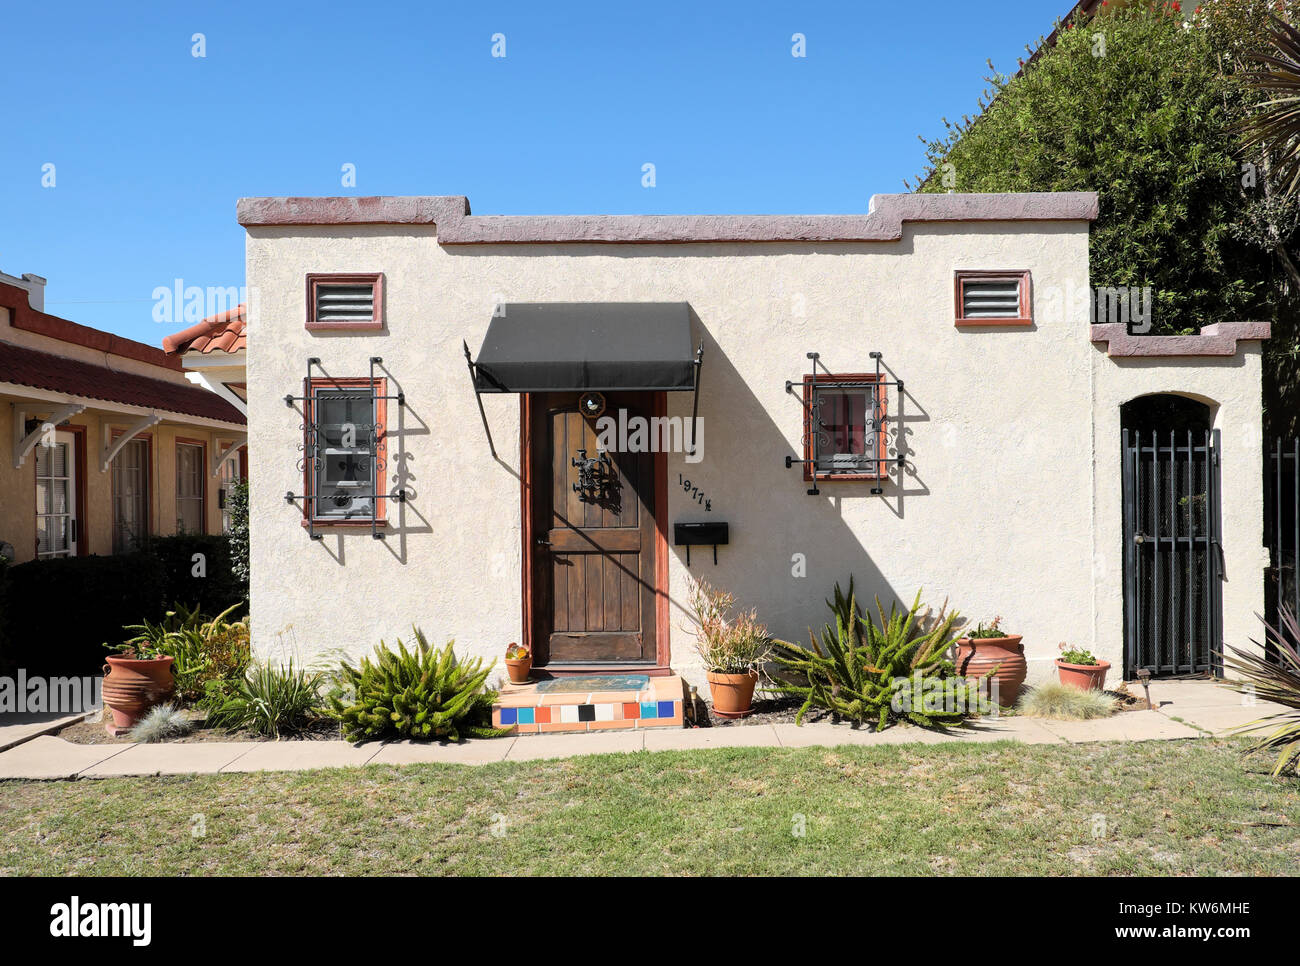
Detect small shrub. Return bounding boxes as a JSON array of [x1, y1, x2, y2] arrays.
[[687, 578, 772, 674], [327, 629, 508, 743], [205, 660, 325, 738], [966, 616, 1009, 640], [128, 703, 194, 742], [1220, 607, 1300, 775], [771, 579, 985, 730], [226, 479, 250, 585], [1020, 682, 1117, 720]]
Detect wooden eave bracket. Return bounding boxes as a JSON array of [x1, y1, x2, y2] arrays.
[[101, 412, 162, 471], [12, 402, 86, 468], [211, 434, 247, 477]]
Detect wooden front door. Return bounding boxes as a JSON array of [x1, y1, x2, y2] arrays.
[[529, 391, 659, 665]]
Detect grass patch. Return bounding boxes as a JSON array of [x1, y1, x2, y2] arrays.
[[1021, 683, 1117, 720], [0, 739, 1295, 875]]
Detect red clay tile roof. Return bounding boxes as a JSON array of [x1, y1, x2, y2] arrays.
[[162, 303, 247, 355], [0, 340, 245, 424]]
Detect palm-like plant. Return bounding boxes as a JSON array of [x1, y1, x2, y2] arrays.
[[1219, 607, 1300, 775], [1240, 14, 1300, 197]]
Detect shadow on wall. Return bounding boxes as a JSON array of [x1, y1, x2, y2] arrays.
[[664, 314, 941, 649]]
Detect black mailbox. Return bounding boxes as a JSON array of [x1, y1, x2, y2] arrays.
[[674, 521, 729, 565]]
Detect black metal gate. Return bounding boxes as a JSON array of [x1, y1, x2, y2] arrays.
[[1122, 429, 1223, 677], [1265, 438, 1299, 654]]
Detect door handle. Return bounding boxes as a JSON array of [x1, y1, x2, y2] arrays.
[[1133, 532, 1148, 545], [535, 538, 552, 548]]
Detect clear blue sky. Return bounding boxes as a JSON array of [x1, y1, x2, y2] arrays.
[[1, 0, 1065, 347]]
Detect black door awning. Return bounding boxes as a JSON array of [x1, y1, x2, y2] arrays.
[[470, 302, 696, 393], [462, 302, 703, 459]]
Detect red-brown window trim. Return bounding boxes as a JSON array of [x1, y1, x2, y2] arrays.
[[954, 269, 1032, 327], [801, 373, 888, 482], [110, 428, 154, 551], [305, 272, 385, 332], [302, 376, 389, 528], [175, 437, 208, 535]]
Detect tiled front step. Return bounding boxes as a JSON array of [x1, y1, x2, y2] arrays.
[[493, 674, 685, 734]]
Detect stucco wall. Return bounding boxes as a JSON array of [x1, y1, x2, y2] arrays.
[[248, 219, 1100, 681]]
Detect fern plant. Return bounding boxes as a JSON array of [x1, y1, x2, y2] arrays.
[[772, 579, 983, 731], [327, 629, 509, 743]]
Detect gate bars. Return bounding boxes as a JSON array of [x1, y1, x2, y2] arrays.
[[1121, 428, 1223, 677], [1266, 437, 1300, 646], [784, 351, 905, 496], [283, 356, 406, 541]]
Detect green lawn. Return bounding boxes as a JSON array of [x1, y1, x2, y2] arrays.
[[1, 739, 1296, 875]]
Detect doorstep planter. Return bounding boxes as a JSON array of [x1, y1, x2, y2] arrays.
[[504, 645, 533, 685], [102, 655, 175, 736], [955, 635, 1027, 707], [1056, 658, 1111, 692], [706, 669, 759, 718]]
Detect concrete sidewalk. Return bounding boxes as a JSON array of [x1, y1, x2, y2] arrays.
[[0, 680, 1286, 780]]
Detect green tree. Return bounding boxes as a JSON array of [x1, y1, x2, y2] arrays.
[[912, 3, 1276, 339]]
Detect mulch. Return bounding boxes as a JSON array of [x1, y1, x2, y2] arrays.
[[57, 709, 342, 745]]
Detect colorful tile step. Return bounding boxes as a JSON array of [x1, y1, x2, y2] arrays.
[[492, 674, 685, 734]]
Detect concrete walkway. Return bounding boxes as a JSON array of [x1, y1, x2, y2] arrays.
[[0, 680, 1287, 780]]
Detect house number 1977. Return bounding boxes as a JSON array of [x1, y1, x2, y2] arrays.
[[679, 474, 712, 511]]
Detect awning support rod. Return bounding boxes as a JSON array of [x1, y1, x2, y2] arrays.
[[463, 340, 497, 459], [687, 342, 704, 456]]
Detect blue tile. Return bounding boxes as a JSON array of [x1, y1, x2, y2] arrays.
[[499, 707, 517, 726], [657, 701, 676, 719], [517, 707, 535, 725], [640, 702, 659, 719]]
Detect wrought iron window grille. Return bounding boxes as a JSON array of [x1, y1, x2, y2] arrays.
[[784, 351, 904, 496], [283, 356, 407, 540]]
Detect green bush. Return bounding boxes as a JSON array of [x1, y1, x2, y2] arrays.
[[226, 479, 250, 585], [771, 580, 985, 730], [114, 603, 251, 702], [327, 629, 508, 743], [144, 533, 246, 617], [205, 660, 325, 738], [1, 553, 165, 676]]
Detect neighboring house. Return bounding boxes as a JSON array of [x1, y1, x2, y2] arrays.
[[0, 273, 247, 563], [237, 192, 1270, 688], [162, 304, 249, 531]]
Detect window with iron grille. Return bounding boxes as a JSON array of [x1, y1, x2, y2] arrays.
[[306, 273, 384, 331], [802, 373, 887, 482], [954, 270, 1031, 326], [305, 378, 388, 524]]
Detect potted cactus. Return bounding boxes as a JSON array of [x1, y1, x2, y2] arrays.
[[504, 642, 533, 684], [1056, 643, 1111, 691]]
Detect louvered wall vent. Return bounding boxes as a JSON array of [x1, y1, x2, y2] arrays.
[[306, 273, 384, 330], [955, 271, 1030, 326]]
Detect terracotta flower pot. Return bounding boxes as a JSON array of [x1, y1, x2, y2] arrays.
[[955, 635, 1026, 707], [102, 655, 175, 736], [1056, 658, 1111, 691], [505, 655, 533, 685], [706, 669, 759, 718]]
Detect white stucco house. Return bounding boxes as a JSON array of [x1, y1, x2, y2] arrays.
[[236, 191, 1270, 712]]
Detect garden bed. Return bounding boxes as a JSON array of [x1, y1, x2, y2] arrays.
[[57, 709, 341, 745]]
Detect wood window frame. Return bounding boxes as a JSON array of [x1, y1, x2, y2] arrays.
[[175, 437, 208, 535], [954, 269, 1033, 327], [110, 429, 153, 553], [34, 424, 88, 557], [802, 373, 888, 483], [305, 272, 384, 332], [302, 376, 389, 530]]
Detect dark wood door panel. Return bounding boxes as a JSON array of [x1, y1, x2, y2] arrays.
[[530, 391, 658, 665]]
